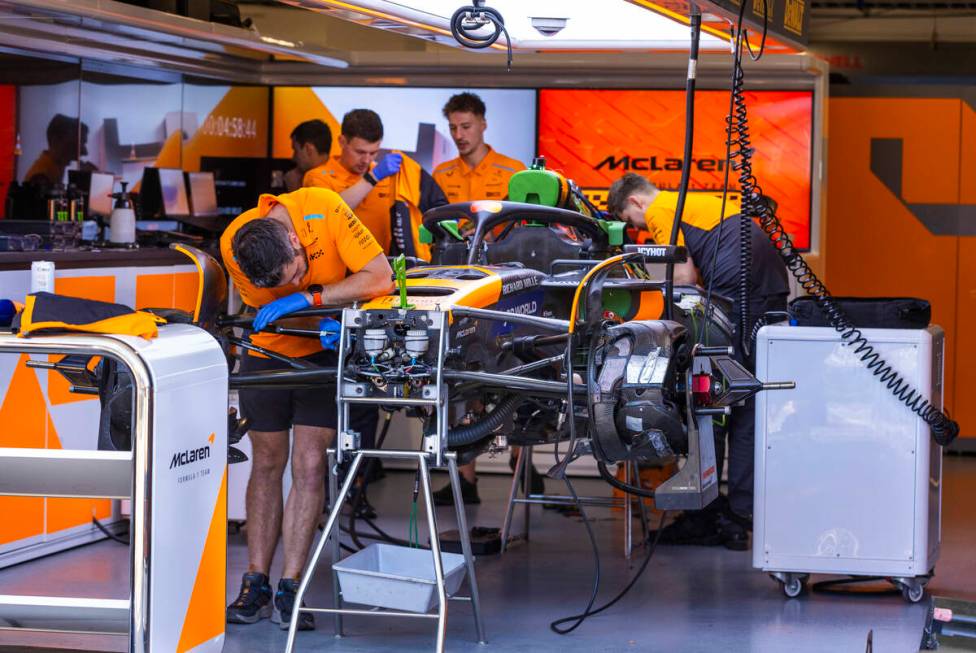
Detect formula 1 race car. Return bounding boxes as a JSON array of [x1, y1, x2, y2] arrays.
[[43, 168, 789, 510], [217, 184, 788, 508]]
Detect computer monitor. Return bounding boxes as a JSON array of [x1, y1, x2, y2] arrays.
[[157, 168, 190, 217], [187, 171, 219, 217], [88, 173, 115, 217], [67, 170, 115, 218]]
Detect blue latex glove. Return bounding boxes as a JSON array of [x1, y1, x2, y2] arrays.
[[0, 299, 15, 327], [372, 153, 403, 182], [252, 292, 311, 332], [319, 317, 341, 351]]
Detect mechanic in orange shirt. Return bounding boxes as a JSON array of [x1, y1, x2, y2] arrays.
[[430, 93, 539, 508], [433, 92, 526, 205], [302, 109, 404, 253], [220, 186, 393, 631]]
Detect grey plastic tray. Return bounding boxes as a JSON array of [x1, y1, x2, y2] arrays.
[[334, 543, 467, 614]]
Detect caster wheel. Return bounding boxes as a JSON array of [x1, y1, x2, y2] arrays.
[[783, 574, 807, 599], [784, 577, 804, 598], [902, 584, 925, 603]]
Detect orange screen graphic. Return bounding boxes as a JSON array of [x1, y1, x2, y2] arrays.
[[537, 89, 813, 250]]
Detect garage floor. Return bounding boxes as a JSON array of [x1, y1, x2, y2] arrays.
[[2, 455, 975, 653]]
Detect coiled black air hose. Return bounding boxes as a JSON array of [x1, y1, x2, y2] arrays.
[[450, 2, 513, 70], [729, 48, 754, 354], [446, 394, 524, 447], [727, 20, 959, 446]]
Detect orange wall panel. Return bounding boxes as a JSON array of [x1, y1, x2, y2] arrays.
[[135, 271, 198, 313], [953, 102, 976, 432], [826, 98, 966, 433], [0, 354, 47, 545]]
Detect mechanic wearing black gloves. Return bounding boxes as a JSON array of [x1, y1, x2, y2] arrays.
[[608, 172, 789, 551], [220, 187, 393, 630]]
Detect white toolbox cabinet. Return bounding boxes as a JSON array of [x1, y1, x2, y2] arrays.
[[753, 325, 943, 601]]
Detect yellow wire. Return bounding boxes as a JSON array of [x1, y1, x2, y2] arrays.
[[568, 254, 633, 334]]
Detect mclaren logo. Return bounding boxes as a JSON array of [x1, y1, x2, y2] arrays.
[[595, 155, 727, 173], [170, 433, 215, 470]]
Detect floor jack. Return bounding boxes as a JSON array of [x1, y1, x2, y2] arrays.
[[284, 308, 486, 653]]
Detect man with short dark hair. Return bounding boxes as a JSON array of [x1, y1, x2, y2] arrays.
[[433, 92, 525, 204], [607, 172, 789, 551], [302, 109, 403, 252], [220, 187, 393, 630], [288, 119, 332, 185]]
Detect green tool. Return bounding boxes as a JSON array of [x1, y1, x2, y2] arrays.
[[393, 254, 414, 310]]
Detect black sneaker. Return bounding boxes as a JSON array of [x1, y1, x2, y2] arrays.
[[433, 476, 480, 506], [226, 572, 272, 624], [272, 578, 314, 631], [717, 509, 752, 551], [648, 510, 724, 546]]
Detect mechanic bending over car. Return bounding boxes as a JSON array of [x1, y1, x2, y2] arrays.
[[607, 172, 789, 551], [428, 92, 541, 508], [220, 186, 394, 630]]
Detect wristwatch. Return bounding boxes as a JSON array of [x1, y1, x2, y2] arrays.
[[363, 170, 378, 186], [307, 284, 324, 306]]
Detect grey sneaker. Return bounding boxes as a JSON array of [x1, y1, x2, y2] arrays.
[[226, 572, 272, 624]]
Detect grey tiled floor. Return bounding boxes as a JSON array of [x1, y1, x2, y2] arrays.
[[3, 456, 975, 652]]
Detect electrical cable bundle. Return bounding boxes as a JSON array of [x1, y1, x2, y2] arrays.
[[450, 1, 513, 70], [724, 2, 959, 446]]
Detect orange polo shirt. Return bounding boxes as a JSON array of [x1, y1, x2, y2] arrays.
[[433, 146, 526, 203], [24, 150, 63, 186], [303, 155, 396, 253], [220, 187, 383, 357]]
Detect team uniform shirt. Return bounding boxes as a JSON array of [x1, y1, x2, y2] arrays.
[[433, 146, 526, 204], [643, 191, 789, 299], [220, 187, 383, 358], [24, 150, 63, 186], [303, 155, 396, 253]]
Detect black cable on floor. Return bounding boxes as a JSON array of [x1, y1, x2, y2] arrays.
[[549, 475, 601, 635], [551, 506, 670, 635], [92, 516, 128, 545]]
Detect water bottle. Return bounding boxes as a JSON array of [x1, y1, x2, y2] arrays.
[[30, 260, 55, 294]]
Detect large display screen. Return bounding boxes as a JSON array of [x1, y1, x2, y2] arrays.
[[537, 89, 814, 250], [272, 87, 536, 173]]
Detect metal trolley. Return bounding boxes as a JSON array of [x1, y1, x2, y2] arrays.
[[285, 308, 486, 653]]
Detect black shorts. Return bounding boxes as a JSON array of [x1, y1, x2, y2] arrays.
[[238, 349, 338, 432]]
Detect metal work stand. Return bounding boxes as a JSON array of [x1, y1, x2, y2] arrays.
[[284, 448, 486, 653], [500, 446, 651, 558]]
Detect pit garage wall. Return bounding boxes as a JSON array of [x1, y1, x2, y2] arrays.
[[825, 88, 976, 439]]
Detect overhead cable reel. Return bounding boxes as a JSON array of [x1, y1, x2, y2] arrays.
[[450, 0, 513, 70]]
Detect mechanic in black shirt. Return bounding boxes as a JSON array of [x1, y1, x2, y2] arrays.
[[608, 172, 789, 550]]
